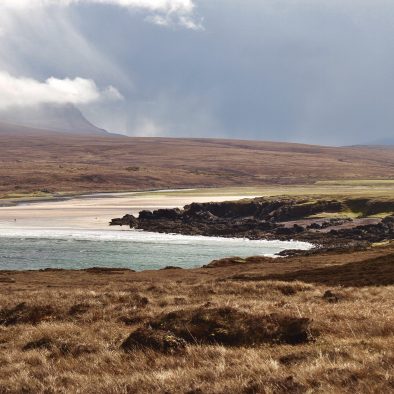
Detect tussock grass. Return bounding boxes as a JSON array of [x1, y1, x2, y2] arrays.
[[0, 266, 393, 393]]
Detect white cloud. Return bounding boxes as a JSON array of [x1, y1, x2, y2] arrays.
[[1, 0, 201, 30], [0, 71, 123, 110], [1, 0, 193, 12]]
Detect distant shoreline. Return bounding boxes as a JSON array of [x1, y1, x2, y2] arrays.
[[2, 179, 394, 208], [0, 188, 201, 207]]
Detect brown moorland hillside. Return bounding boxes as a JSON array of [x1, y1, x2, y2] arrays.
[[0, 244, 393, 392], [1, 131, 394, 198]]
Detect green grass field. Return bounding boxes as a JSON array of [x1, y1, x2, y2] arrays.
[[2, 180, 394, 207], [134, 180, 394, 200]]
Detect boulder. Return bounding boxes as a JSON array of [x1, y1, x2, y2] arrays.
[[138, 210, 154, 220], [110, 214, 138, 228], [150, 208, 182, 220]]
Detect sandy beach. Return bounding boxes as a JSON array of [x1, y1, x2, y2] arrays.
[[0, 190, 261, 230]]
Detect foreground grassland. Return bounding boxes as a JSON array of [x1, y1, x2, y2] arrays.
[[0, 245, 393, 393]]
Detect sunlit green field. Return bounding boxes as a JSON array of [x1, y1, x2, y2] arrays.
[[316, 179, 394, 186], [2, 180, 394, 204], [134, 180, 394, 199]]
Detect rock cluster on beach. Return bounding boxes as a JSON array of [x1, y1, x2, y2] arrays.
[[110, 197, 394, 249]]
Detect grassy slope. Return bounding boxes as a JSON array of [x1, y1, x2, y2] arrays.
[[127, 187, 394, 220], [0, 245, 393, 393], [1, 132, 394, 198]]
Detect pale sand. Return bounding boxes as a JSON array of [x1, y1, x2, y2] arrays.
[[0, 190, 260, 230]]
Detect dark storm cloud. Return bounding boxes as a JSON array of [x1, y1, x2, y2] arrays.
[[1, 0, 394, 145]]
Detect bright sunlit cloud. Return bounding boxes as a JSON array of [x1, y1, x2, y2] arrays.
[[1, 0, 201, 30], [0, 71, 123, 110]]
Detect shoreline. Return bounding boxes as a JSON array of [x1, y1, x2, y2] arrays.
[[0, 187, 201, 207], [0, 189, 392, 273], [3, 178, 394, 206], [0, 188, 267, 231]]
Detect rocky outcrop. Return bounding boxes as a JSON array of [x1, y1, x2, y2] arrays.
[[329, 214, 394, 242], [110, 197, 394, 248], [110, 214, 138, 228]]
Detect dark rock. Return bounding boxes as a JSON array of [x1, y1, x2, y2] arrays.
[[110, 214, 137, 228], [148, 208, 182, 220], [275, 227, 297, 236], [191, 210, 218, 222], [329, 215, 394, 243], [293, 224, 305, 233], [138, 210, 154, 220], [109, 197, 394, 249]]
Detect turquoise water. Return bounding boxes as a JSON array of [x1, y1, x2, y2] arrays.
[[0, 228, 312, 271]]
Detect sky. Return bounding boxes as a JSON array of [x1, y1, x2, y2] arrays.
[[0, 0, 393, 145]]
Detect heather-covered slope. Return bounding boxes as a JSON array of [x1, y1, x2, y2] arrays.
[[1, 134, 394, 198]]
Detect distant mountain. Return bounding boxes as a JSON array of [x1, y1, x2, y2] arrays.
[[0, 121, 49, 135], [351, 137, 394, 147], [369, 138, 394, 146], [0, 104, 109, 136]]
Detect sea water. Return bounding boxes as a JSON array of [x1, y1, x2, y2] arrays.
[[0, 228, 312, 271]]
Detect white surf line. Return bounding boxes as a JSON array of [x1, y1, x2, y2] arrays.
[[0, 227, 313, 249]]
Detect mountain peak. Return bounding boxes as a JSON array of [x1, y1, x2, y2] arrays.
[[0, 104, 109, 136]]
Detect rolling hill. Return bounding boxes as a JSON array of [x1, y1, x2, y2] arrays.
[[0, 132, 394, 198]]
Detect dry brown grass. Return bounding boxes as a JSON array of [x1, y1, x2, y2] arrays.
[[0, 246, 393, 393], [1, 132, 394, 198]]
